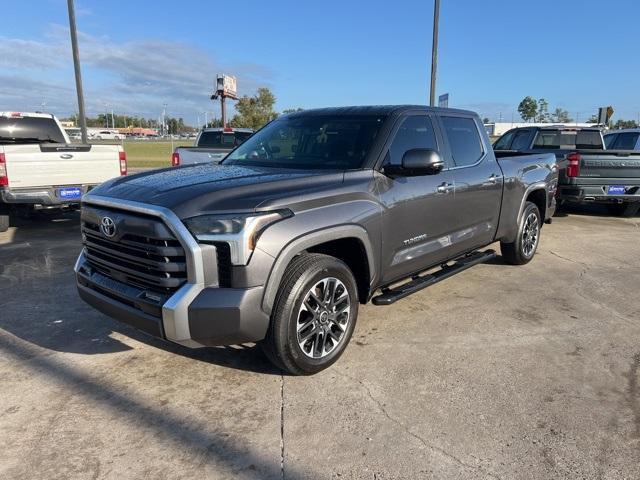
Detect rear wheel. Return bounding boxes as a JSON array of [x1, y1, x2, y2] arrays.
[[0, 206, 10, 233], [607, 202, 639, 217], [500, 201, 541, 265], [261, 253, 358, 375]]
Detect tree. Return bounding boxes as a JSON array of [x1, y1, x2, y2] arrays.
[[518, 96, 538, 122], [613, 119, 638, 129], [587, 114, 598, 123], [551, 108, 573, 123], [230, 87, 278, 129], [536, 98, 550, 123], [482, 117, 490, 124], [282, 108, 305, 115]]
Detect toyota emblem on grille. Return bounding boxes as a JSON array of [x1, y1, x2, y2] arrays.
[[100, 217, 116, 238]]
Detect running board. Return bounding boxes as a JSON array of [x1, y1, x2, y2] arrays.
[[371, 250, 496, 306]]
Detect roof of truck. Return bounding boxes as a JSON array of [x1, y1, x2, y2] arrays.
[[0, 111, 55, 119], [283, 105, 477, 117]]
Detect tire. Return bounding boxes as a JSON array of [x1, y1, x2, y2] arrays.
[[261, 253, 359, 375], [0, 205, 11, 233], [500, 201, 541, 265], [607, 202, 639, 217]]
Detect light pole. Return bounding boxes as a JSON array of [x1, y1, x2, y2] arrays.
[[67, 0, 88, 143], [429, 0, 440, 107], [162, 103, 167, 136]]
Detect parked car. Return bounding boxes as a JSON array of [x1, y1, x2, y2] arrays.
[[604, 128, 640, 150], [171, 127, 253, 166], [0, 112, 127, 232], [75, 106, 557, 374], [494, 126, 640, 216], [92, 130, 123, 141]]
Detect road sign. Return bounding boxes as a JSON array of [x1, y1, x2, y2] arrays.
[[438, 93, 449, 108], [216, 75, 237, 99]]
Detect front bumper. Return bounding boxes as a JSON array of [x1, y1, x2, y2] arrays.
[[559, 184, 640, 204], [1, 185, 94, 205], [74, 196, 270, 348]]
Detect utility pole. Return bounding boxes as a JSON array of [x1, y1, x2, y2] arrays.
[[204, 111, 208, 128], [67, 0, 88, 143], [429, 0, 440, 107], [162, 103, 167, 136], [111, 108, 115, 129]]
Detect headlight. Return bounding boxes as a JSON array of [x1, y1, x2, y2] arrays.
[[183, 210, 292, 265]]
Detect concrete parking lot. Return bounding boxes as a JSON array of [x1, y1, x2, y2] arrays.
[[0, 207, 639, 479]]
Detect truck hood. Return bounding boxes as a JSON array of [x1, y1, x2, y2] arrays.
[[87, 164, 345, 218]]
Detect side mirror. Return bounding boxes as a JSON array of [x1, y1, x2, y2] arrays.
[[384, 149, 444, 176]]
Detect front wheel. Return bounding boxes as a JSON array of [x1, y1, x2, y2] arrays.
[[500, 201, 541, 265], [261, 253, 358, 375]]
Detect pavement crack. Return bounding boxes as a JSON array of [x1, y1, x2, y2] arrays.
[[622, 352, 640, 440], [548, 250, 589, 267], [280, 373, 285, 480], [337, 371, 503, 480]]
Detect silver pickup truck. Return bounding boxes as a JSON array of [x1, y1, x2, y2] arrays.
[[0, 112, 126, 232], [171, 127, 253, 166], [76, 106, 558, 375]]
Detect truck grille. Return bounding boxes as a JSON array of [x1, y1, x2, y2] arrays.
[[211, 241, 232, 287], [81, 213, 188, 295]]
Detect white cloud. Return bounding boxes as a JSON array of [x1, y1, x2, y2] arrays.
[[0, 25, 273, 122]]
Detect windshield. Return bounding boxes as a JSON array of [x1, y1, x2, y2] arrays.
[[197, 130, 252, 148], [224, 114, 387, 169], [0, 116, 66, 144], [532, 129, 602, 150]]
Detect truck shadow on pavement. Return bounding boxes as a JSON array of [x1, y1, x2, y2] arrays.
[[0, 211, 280, 375], [0, 334, 292, 479]]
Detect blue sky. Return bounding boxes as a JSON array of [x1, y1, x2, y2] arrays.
[[2, 0, 639, 125]]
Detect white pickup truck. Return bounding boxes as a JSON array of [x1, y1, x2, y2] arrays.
[[0, 112, 126, 232], [171, 127, 253, 166]]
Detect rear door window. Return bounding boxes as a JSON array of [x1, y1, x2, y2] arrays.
[[604, 133, 617, 149], [441, 116, 484, 167], [493, 130, 515, 150], [610, 132, 639, 150], [511, 130, 532, 150]]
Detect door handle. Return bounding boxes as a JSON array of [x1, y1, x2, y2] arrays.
[[436, 182, 453, 194]]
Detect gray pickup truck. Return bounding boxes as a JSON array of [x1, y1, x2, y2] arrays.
[[76, 106, 557, 374], [494, 126, 640, 216], [171, 127, 253, 166]]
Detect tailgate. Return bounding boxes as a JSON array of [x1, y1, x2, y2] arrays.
[[579, 151, 640, 181], [4, 144, 121, 188], [179, 148, 229, 164]]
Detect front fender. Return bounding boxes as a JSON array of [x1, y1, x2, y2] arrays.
[[259, 224, 377, 315]]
